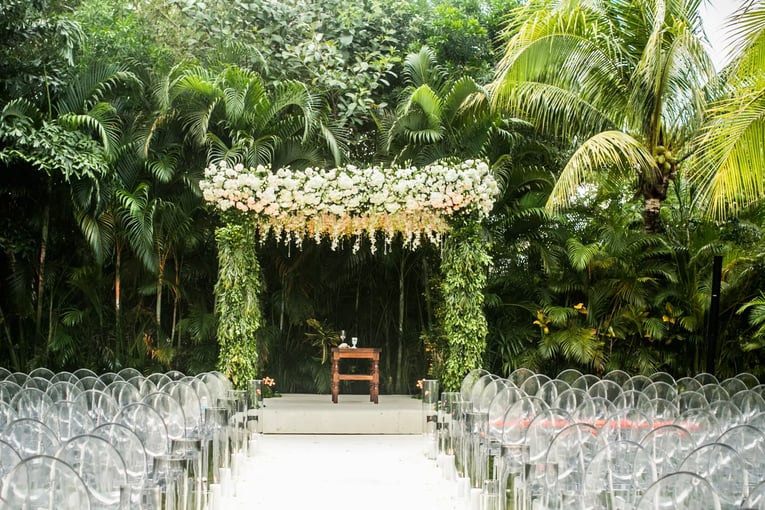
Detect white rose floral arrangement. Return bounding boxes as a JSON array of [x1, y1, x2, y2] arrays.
[[200, 160, 499, 252]]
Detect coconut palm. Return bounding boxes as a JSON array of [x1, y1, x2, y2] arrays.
[[690, 0, 765, 219], [490, 0, 715, 233]]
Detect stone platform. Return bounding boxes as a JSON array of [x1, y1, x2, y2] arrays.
[[257, 393, 423, 434]]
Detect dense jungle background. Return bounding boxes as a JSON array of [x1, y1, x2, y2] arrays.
[[2, 0, 765, 393]]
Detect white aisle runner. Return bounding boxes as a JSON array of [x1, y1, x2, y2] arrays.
[[226, 434, 458, 510]]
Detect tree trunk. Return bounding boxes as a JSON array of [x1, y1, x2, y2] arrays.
[[396, 255, 405, 393], [156, 245, 164, 340], [643, 197, 662, 234], [0, 305, 20, 371], [35, 178, 51, 346], [115, 241, 122, 362], [172, 256, 180, 349]]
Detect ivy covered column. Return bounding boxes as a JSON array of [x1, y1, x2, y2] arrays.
[[214, 223, 262, 388], [439, 217, 491, 391]]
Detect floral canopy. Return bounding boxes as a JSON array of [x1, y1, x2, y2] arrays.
[[202, 159, 499, 390], [201, 159, 498, 250]]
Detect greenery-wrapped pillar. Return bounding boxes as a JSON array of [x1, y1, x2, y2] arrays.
[[439, 217, 491, 391], [214, 223, 262, 388]]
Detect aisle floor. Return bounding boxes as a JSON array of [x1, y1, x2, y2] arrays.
[[226, 434, 458, 510]]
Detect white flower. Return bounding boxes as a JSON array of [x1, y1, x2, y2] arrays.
[[337, 173, 354, 190], [199, 158, 498, 245]]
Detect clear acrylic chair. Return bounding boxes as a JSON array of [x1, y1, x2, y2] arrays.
[[469, 373, 500, 408], [748, 411, 765, 434], [74, 375, 107, 393], [731, 390, 765, 422], [694, 372, 719, 386], [3, 417, 60, 459], [0, 401, 17, 430], [678, 442, 748, 508], [583, 440, 657, 510], [537, 379, 571, 408], [645, 381, 678, 403], [199, 372, 232, 410], [556, 368, 584, 386], [43, 400, 95, 441], [165, 380, 203, 435], [10, 387, 54, 419], [635, 471, 721, 509], [116, 402, 170, 462], [649, 372, 676, 386], [553, 387, 588, 415], [525, 408, 572, 465], [0, 439, 21, 480], [49, 371, 78, 385], [97, 372, 123, 386], [45, 380, 83, 403], [507, 367, 535, 388], [93, 422, 148, 483], [127, 375, 158, 399], [701, 383, 729, 404], [709, 400, 744, 429], [639, 424, 697, 480], [735, 372, 760, 389], [623, 374, 652, 393], [574, 396, 616, 429], [22, 376, 51, 392], [105, 380, 141, 408], [544, 422, 606, 509], [650, 397, 680, 425], [716, 424, 765, 489], [677, 390, 709, 415], [117, 367, 142, 380], [5, 372, 29, 387], [141, 391, 187, 441], [742, 479, 765, 509], [587, 379, 623, 403], [602, 407, 653, 444], [615, 389, 651, 410], [602, 369, 632, 388], [147, 372, 172, 390], [676, 377, 703, 393], [501, 396, 549, 446], [571, 374, 600, 392], [477, 376, 508, 414], [679, 408, 722, 447], [520, 373, 552, 398], [72, 368, 98, 380], [56, 434, 128, 509], [72, 389, 120, 427], [0, 454, 91, 509], [719, 377, 748, 397]]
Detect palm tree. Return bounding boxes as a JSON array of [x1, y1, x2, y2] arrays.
[[490, 0, 715, 233], [378, 46, 499, 166], [173, 65, 346, 169], [0, 63, 138, 363], [690, 0, 765, 219]]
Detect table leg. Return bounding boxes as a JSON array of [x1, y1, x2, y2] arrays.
[[371, 356, 379, 404], [331, 355, 339, 403]]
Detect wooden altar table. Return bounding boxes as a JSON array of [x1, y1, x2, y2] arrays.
[[331, 347, 381, 404]]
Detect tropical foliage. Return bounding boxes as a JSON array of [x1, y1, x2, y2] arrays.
[[2, 0, 765, 390], [490, 0, 715, 233]]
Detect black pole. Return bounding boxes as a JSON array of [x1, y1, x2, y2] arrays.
[[706, 255, 723, 375]]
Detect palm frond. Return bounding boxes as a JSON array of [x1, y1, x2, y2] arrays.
[[547, 130, 656, 212], [402, 46, 445, 90]]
